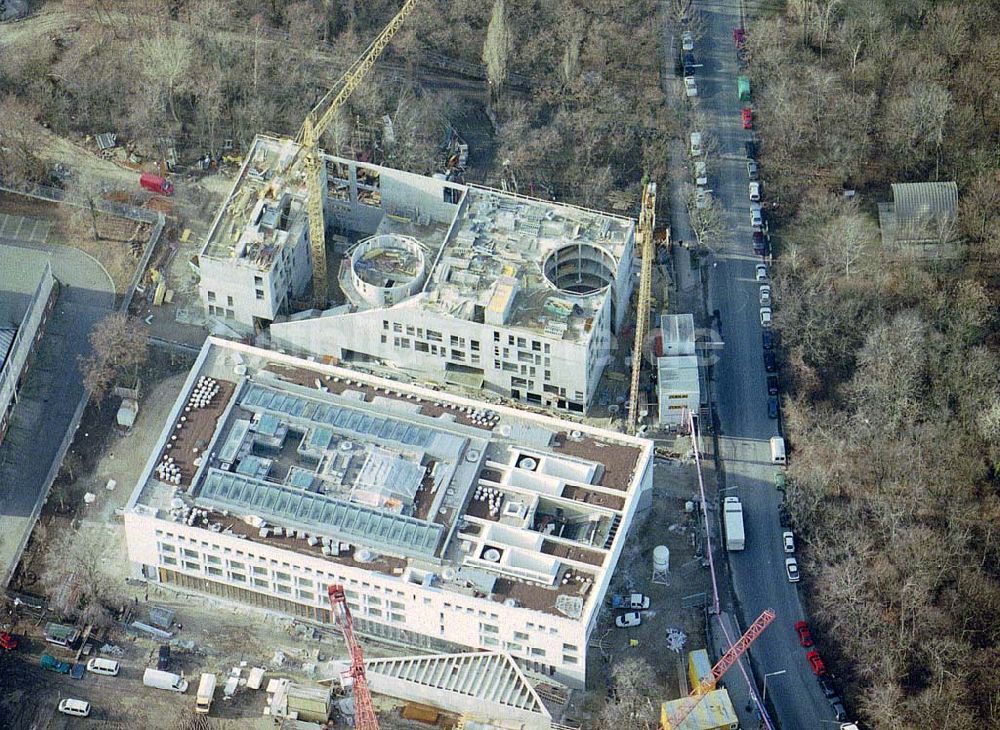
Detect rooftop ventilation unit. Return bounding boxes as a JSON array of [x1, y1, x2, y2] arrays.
[[502, 501, 527, 520], [482, 547, 502, 563], [516, 456, 538, 471]]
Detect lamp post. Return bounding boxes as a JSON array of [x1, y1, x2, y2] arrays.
[[762, 670, 787, 706]]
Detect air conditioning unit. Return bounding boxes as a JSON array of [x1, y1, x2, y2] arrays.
[[503, 501, 527, 520]]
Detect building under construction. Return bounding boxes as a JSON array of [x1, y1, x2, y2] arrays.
[[124, 337, 653, 690], [197, 135, 637, 413]]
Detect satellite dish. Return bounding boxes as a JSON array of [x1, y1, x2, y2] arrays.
[[483, 548, 501, 563], [466, 450, 481, 462], [519, 457, 537, 471]]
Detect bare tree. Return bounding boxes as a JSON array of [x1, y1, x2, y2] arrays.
[[40, 523, 124, 627], [79, 313, 149, 404], [596, 656, 660, 729], [483, 0, 513, 109], [0, 95, 46, 185], [684, 184, 725, 252]]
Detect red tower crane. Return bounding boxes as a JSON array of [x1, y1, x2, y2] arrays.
[[662, 608, 776, 729], [328, 584, 380, 730]]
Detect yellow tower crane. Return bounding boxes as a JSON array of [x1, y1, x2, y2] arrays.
[[269, 0, 422, 309], [627, 181, 657, 435]]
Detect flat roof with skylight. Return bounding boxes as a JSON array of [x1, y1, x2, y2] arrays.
[[129, 338, 651, 620]]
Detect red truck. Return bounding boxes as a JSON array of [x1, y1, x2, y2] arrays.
[[0, 631, 18, 651], [139, 172, 174, 196]]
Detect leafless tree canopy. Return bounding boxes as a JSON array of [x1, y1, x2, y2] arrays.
[[78, 313, 149, 404], [756, 2, 1000, 728]]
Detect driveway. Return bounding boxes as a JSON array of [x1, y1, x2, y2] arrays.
[[0, 235, 114, 585], [675, 1, 846, 727]]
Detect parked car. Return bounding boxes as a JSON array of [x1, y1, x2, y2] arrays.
[[764, 351, 776, 372], [682, 31, 694, 51], [741, 107, 753, 129], [157, 645, 170, 671], [694, 160, 708, 186], [685, 77, 698, 97], [58, 699, 91, 717], [831, 699, 848, 721], [767, 396, 779, 418], [774, 471, 786, 490], [750, 206, 763, 228], [806, 650, 826, 675], [785, 557, 800, 583], [41, 654, 72, 674], [762, 330, 774, 350], [610, 593, 650, 610], [747, 160, 759, 180], [745, 140, 757, 158], [767, 375, 779, 395], [760, 307, 772, 327], [683, 52, 696, 76], [783, 531, 796, 553], [733, 26, 746, 46], [755, 263, 768, 281], [615, 612, 642, 628], [759, 284, 771, 306], [0, 632, 18, 651], [794, 620, 813, 646], [752, 230, 767, 255], [818, 676, 838, 698], [749, 181, 761, 202]]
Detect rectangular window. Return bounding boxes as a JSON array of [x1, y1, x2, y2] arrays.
[[368, 607, 382, 618], [427, 330, 443, 342], [494, 331, 500, 342], [544, 343, 551, 353], [563, 655, 578, 665], [482, 636, 499, 647], [367, 596, 382, 606], [252, 566, 268, 576], [530, 647, 547, 657], [275, 584, 291, 595], [471, 340, 480, 351], [390, 613, 405, 623], [158, 543, 175, 553], [415, 341, 429, 353], [206, 566, 223, 577], [506, 642, 523, 652], [517, 337, 526, 348], [514, 631, 529, 641], [254, 276, 263, 286], [230, 572, 246, 583], [183, 561, 200, 571], [227, 295, 234, 307], [162, 555, 177, 566], [298, 578, 314, 589], [406, 325, 415, 336], [451, 349, 464, 360], [532, 341, 541, 351], [274, 571, 291, 583], [562, 643, 578, 652], [205, 554, 221, 566], [255, 290, 264, 300], [207, 291, 216, 302], [381, 334, 387, 344], [479, 623, 499, 634], [393, 323, 403, 333], [182, 548, 199, 559], [383, 320, 389, 330], [298, 590, 315, 602]]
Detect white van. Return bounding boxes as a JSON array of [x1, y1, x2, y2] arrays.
[[770, 436, 786, 465], [690, 132, 703, 157], [58, 699, 91, 717], [87, 657, 120, 676]]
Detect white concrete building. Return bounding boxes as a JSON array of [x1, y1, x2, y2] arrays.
[[124, 338, 653, 688], [197, 136, 637, 412], [0, 246, 56, 446], [656, 315, 700, 428]]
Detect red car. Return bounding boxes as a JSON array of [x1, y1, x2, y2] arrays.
[[733, 27, 747, 47], [806, 650, 827, 675], [794, 621, 813, 647], [0, 632, 18, 651], [741, 108, 753, 129]]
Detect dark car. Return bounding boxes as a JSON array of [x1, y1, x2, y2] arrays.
[[762, 330, 773, 350], [767, 375, 779, 395], [764, 351, 776, 372], [157, 644, 170, 671], [745, 140, 757, 159], [683, 52, 696, 76], [794, 620, 814, 647], [831, 699, 848, 721], [817, 676, 838, 698], [767, 396, 779, 419], [753, 231, 767, 256]]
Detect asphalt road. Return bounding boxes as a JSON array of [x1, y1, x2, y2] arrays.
[[686, 2, 850, 728], [0, 236, 114, 585]]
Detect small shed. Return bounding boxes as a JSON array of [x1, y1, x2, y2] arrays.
[[878, 181, 959, 253], [116, 398, 139, 429]]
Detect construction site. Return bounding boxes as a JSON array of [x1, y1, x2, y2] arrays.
[[0, 1, 751, 729]]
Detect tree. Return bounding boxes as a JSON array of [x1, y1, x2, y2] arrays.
[[596, 656, 660, 729], [79, 313, 149, 404], [483, 0, 513, 109], [40, 523, 124, 627], [0, 96, 46, 186]]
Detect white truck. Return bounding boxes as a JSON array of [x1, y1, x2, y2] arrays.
[[195, 673, 217, 713], [143, 667, 189, 693], [724, 497, 745, 551]]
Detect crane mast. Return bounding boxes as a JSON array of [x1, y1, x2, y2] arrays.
[[662, 608, 776, 729], [296, 0, 422, 309], [329, 584, 380, 730], [627, 181, 657, 434]]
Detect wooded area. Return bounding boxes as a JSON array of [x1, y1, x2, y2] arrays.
[[749, 2, 1000, 727], [0, 0, 669, 208]]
